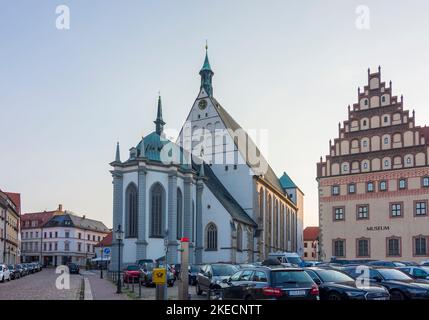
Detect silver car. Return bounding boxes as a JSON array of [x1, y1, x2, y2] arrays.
[[0, 264, 11, 282]]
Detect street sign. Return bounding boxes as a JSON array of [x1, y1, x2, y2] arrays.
[[103, 247, 111, 255], [153, 268, 166, 284]]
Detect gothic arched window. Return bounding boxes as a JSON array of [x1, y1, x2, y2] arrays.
[[150, 183, 165, 238], [176, 188, 183, 240], [125, 183, 138, 238], [206, 223, 218, 251]]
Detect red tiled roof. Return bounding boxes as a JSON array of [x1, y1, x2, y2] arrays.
[[5, 192, 21, 215], [21, 211, 56, 229], [304, 226, 320, 241], [95, 231, 112, 247]]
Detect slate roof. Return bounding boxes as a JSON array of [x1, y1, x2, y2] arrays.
[[43, 212, 109, 232], [209, 97, 285, 196], [303, 227, 320, 241], [194, 161, 257, 227]]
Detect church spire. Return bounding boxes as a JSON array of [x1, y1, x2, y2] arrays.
[[199, 42, 214, 97], [154, 94, 165, 135], [115, 142, 121, 162]]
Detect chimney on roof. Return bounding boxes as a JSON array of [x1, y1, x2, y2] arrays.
[[58, 204, 63, 211], [82, 215, 86, 219]]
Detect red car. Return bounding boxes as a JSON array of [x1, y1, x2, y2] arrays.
[[123, 265, 142, 283]]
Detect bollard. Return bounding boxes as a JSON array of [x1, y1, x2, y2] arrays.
[[138, 275, 142, 298], [132, 277, 135, 292]]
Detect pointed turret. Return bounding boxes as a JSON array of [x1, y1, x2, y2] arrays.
[[199, 42, 214, 97], [115, 142, 121, 162], [154, 95, 165, 135], [139, 135, 145, 157]]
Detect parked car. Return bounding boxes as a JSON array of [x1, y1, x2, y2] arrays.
[[222, 266, 319, 300], [26, 263, 35, 274], [267, 252, 305, 267], [366, 260, 406, 268], [0, 264, 11, 282], [123, 264, 142, 283], [136, 259, 154, 267], [398, 266, 429, 281], [140, 262, 175, 287], [396, 261, 418, 267], [196, 263, 239, 295], [15, 264, 26, 277], [21, 264, 29, 276], [67, 263, 80, 274], [421, 260, 429, 266], [171, 264, 181, 280], [189, 265, 201, 285], [343, 266, 429, 300], [304, 267, 389, 300], [304, 261, 322, 267], [7, 265, 20, 280]]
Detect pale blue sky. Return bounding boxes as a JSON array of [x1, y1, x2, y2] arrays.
[[2, 0, 429, 228]]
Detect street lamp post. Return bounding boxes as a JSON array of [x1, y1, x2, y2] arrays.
[[115, 224, 124, 294], [100, 244, 104, 279]]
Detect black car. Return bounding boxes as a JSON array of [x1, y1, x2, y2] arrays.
[[304, 267, 389, 300], [7, 265, 20, 280], [189, 265, 201, 285], [221, 266, 319, 300], [366, 260, 405, 268], [67, 263, 80, 274], [343, 266, 429, 300], [196, 264, 239, 296]]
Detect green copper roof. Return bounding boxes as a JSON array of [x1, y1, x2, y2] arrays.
[[200, 52, 212, 72], [279, 172, 297, 189]]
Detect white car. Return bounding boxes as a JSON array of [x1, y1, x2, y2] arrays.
[[0, 264, 11, 282]]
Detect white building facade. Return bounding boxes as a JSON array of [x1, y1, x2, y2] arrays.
[[110, 49, 304, 269]]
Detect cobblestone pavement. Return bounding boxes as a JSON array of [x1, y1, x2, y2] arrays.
[[0, 268, 82, 300]]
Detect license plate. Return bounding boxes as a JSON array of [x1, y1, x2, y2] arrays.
[[288, 290, 306, 296], [372, 297, 388, 300]]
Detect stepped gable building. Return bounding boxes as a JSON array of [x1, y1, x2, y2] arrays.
[[317, 67, 429, 262], [110, 48, 304, 269]]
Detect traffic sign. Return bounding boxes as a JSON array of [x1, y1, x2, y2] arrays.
[[153, 268, 166, 285], [103, 247, 111, 255]]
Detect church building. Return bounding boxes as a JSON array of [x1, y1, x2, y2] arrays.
[[109, 48, 304, 268]]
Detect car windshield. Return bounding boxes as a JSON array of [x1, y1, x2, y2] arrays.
[[271, 270, 314, 287], [378, 269, 412, 281], [287, 257, 303, 265], [315, 269, 354, 283], [421, 267, 429, 273], [127, 265, 140, 271], [189, 265, 200, 272], [212, 265, 238, 276], [143, 263, 154, 271], [0, 266, 3, 271]]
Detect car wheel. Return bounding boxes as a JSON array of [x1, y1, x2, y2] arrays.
[[327, 292, 342, 301], [390, 290, 405, 300], [196, 283, 203, 295]]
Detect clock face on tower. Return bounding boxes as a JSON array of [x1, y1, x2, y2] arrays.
[[198, 99, 207, 110]]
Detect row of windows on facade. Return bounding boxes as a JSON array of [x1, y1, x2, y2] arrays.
[[337, 156, 420, 175], [332, 177, 429, 196], [349, 112, 403, 132], [304, 252, 316, 258], [333, 201, 428, 221], [22, 241, 95, 253], [333, 236, 429, 258], [22, 230, 101, 242]]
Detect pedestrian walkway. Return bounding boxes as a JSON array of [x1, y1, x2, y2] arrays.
[[84, 271, 130, 300]]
